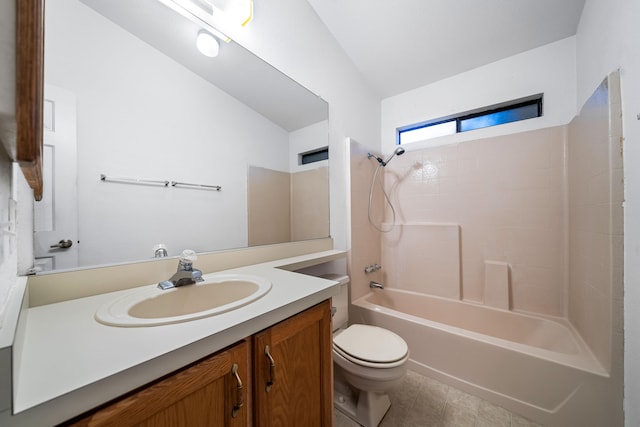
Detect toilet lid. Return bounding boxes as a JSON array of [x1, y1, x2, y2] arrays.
[[333, 324, 408, 364]]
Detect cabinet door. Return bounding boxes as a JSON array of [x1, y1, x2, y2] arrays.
[[253, 300, 333, 427], [67, 340, 251, 427]]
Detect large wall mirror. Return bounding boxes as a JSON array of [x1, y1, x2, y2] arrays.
[[36, 0, 329, 272]]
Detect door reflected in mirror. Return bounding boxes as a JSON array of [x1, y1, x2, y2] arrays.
[[37, 0, 329, 272]]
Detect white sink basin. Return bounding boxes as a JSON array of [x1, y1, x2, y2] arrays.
[[95, 273, 272, 327]]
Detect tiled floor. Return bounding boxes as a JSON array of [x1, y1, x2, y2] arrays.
[[334, 370, 542, 427]]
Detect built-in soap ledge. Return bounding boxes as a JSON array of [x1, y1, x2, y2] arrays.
[[484, 260, 511, 310], [274, 251, 346, 272], [26, 238, 338, 307]]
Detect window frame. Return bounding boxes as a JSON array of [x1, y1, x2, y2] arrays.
[[299, 147, 329, 165], [397, 94, 543, 145]]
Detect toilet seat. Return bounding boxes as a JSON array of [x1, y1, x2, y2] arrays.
[[333, 324, 409, 368]]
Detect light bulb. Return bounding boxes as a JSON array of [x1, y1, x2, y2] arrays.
[[196, 30, 219, 57]]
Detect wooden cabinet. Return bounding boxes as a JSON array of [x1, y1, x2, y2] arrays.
[[66, 340, 251, 427], [64, 300, 332, 427], [253, 300, 333, 427], [16, 0, 45, 200], [0, 0, 45, 199]]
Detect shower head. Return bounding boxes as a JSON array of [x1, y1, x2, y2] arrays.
[[381, 146, 406, 166], [368, 146, 405, 167], [367, 147, 404, 167]]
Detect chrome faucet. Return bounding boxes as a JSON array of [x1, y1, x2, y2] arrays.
[[158, 250, 203, 290], [369, 281, 384, 290], [153, 244, 168, 258]]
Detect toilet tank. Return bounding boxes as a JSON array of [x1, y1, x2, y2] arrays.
[[321, 274, 349, 331]]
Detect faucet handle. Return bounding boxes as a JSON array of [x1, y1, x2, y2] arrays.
[[178, 249, 198, 270], [180, 249, 197, 262]]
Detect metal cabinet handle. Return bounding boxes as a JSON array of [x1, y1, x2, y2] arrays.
[[50, 239, 73, 249], [265, 345, 276, 392], [231, 363, 243, 418]]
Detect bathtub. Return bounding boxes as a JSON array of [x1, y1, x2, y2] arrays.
[[351, 288, 612, 426]]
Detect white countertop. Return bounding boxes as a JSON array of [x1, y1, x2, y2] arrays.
[[5, 250, 344, 426]]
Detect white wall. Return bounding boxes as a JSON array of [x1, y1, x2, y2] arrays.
[[0, 0, 17, 330], [575, 0, 640, 425], [207, 0, 381, 251], [381, 36, 577, 156], [0, 152, 16, 324], [46, 0, 292, 265]]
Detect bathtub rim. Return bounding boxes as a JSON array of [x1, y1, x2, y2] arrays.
[[352, 288, 608, 378]]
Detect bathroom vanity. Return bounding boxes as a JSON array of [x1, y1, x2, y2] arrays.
[[1, 245, 343, 427], [66, 300, 332, 426]]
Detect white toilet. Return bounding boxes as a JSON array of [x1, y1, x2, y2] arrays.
[[326, 275, 409, 427]]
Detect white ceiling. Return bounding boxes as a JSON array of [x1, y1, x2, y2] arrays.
[[307, 0, 586, 98]]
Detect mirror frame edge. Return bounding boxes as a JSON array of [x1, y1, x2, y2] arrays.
[[16, 0, 44, 201]]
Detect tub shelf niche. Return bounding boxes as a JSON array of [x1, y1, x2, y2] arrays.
[[484, 260, 511, 310]]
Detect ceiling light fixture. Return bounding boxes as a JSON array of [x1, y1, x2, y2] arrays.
[[157, 0, 253, 35], [156, 0, 230, 41], [206, 0, 253, 27], [196, 30, 220, 57], [156, 0, 253, 56]]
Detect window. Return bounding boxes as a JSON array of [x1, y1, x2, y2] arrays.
[[398, 95, 543, 145], [299, 147, 328, 165]]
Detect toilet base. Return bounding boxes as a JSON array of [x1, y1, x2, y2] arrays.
[[334, 380, 391, 427]]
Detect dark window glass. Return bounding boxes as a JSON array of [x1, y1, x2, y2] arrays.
[[301, 148, 328, 165], [459, 102, 540, 132]]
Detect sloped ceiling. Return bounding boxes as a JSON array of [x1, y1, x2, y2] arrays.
[[308, 0, 585, 98]]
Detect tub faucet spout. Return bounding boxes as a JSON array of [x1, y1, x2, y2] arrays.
[[369, 281, 384, 290]]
